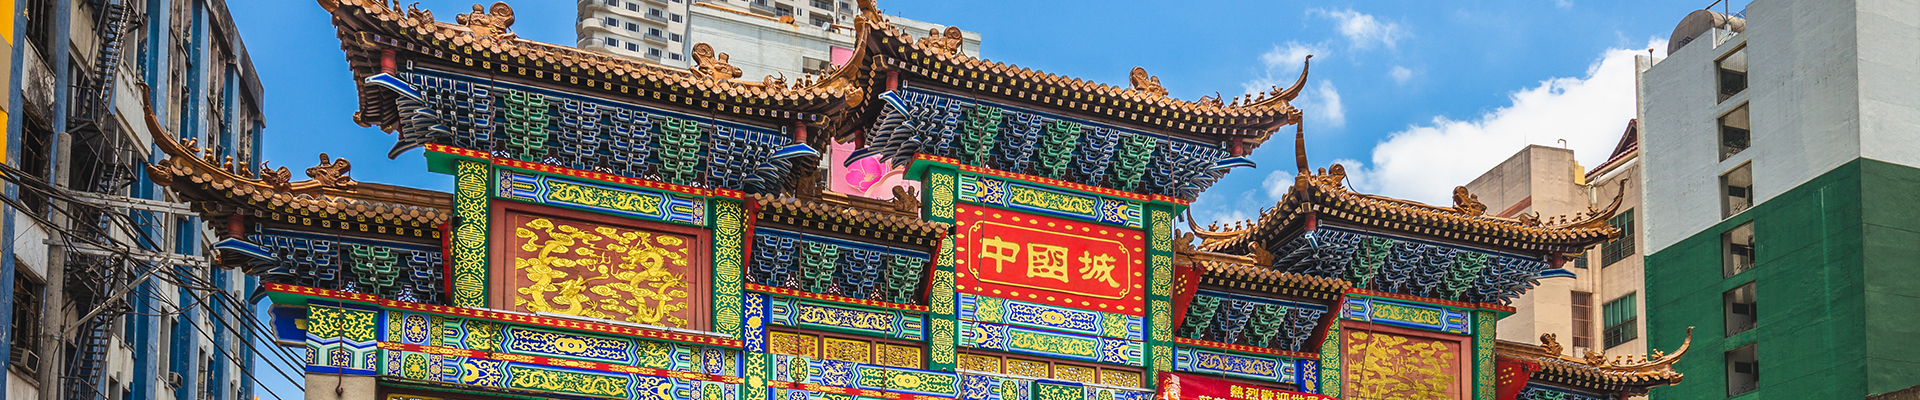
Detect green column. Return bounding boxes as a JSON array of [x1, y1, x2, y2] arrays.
[[921, 164, 959, 371], [1318, 319, 1342, 397], [711, 198, 748, 338], [450, 160, 491, 308], [1145, 203, 1179, 382], [1473, 310, 1498, 400]]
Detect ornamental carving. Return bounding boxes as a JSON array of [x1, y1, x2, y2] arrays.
[[305, 153, 357, 190], [503, 212, 708, 329], [455, 2, 515, 39], [917, 26, 965, 55], [1452, 186, 1487, 217], [691, 43, 743, 80], [1129, 67, 1168, 97]]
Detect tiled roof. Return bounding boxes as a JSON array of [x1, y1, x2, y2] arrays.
[[748, 191, 949, 247], [1191, 130, 1624, 256], [846, 3, 1309, 141], [141, 108, 452, 228], [1496, 328, 1692, 396]]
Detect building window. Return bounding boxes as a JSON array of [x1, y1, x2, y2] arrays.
[[1717, 44, 1747, 102], [811, 0, 831, 9], [604, 0, 618, 5], [627, 3, 639, 11], [649, 28, 663, 36], [1719, 104, 1750, 160], [812, 15, 832, 27], [604, 17, 618, 27], [1722, 163, 1753, 218], [604, 37, 619, 47], [1723, 222, 1754, 277], [1571, 250, 1589, 269], [959, 352, 1143, 387], [626, 43, 639, 52], [669, 53, 683, 61], [1727, 344, 1758, 396], [10, 270, 43, 374], [1602, 293, 1637, 348], [1571, 291, 1593, 350], [1724, 283, 1757, 336], [624, 22, 637, 31], [1600, 209, 1634, 266], [669, 33, 682, 42], [650, 8, 664, 17], [671, 13, 683, 22], [648, 48, 663, 57]]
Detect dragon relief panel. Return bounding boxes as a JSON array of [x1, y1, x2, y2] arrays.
[[499, 210, 710, 330], [1342, 328, 1467, 400]]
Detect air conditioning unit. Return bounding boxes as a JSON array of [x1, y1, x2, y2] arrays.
[[166, 372, 184, 388]]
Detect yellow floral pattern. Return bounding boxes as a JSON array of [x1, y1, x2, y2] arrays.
[[512, 215, 698, 327]]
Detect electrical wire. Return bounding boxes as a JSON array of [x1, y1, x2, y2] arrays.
[[0, 165, 311, 399]]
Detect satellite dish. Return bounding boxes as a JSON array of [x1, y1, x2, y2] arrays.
[[1668, 9, 1745, 55]]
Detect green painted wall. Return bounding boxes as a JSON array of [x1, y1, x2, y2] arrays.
[[1647, 159, 1920, 399]]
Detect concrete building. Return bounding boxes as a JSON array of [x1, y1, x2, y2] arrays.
[[2, 1, 269, 400], [1466, 126, 1647, 363], [1637, 1, 1920, 399], [577, 0, 978, 79]]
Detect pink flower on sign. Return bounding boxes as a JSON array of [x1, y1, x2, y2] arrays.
[[842, 156, 886, 192]]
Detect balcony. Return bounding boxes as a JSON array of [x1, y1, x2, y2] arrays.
[[643, 32, 669, 44], [643, 11, 669, 24], [748, 0, 776, 15]]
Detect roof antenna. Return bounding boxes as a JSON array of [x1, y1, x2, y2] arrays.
[[1557, 138, 1568, 149]]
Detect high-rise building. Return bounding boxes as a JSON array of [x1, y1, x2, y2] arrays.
[[1637, 1, 1920, 398], [1465, 125, 1648, 363], [577, 0, 977, 78], [1, 1, 267, 400]]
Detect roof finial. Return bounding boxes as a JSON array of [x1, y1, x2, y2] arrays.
[[1274, 55, 1312, 102]]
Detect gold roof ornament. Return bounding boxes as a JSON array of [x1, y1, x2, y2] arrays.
[[1452, 186, 1488, 217], [304, 153, 358, 190], [454, 2, 515, 39], [690, 43, 744, 81], [1495, 327, 1693, 396], [1128, 67, 1169, 97], [917, 26, 965, 55]]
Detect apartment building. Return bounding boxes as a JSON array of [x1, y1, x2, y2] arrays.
[[1465, 126, 1647, 365], [2, 1, 267, 400], [578, 0, 978, 78], [1637, 2, 1920, 398]]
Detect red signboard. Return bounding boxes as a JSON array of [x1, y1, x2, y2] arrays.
[[1495, 358, 1540, 400], [956, 205, 1145, 315], [1154, 372, 1337, 400]]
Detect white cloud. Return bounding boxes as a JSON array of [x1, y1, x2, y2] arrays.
[[1262, 170, 1295, 201], [1303, 80, 1346, 128], [1390, 66, 1414, 84], [1243, 43, 1344, 128], [1341, 39, 1667, 205], [1554, 0, 1574, 9], [1310, 8, 1408, 50]]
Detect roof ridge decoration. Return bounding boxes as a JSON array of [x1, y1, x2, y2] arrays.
[[1497, 327, 1692, 395], [846, 0, 1312, 141], [1188, 124, 1627, 255]]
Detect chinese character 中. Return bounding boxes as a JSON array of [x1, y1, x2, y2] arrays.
[[981, 236, 1020, 273]]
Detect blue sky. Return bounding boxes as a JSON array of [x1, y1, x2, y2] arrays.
[[229, 0, 1738, 397]]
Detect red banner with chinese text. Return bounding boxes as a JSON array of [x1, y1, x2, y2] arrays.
[[1495, 358, 1540, 400], [956, 205, 1145, 315], [1154, 372, 1336, 400]]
